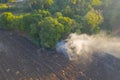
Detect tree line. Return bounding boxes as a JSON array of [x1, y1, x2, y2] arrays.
[[0, 0, 113, 48]]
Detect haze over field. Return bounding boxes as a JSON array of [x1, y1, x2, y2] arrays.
[[65, 32, 120, 61]]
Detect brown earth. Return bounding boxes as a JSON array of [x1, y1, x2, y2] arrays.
[[0, 30, 120, 80]]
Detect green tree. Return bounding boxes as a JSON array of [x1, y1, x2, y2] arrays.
[[91, 0, 102, 6], [21, 10, 51, 31], [39, 17, 64, 48], [30, 0, 54, 10], [84, 9, 103, 27], [84, 9, 103, 33], [0, 12, 14, 29], [62, 5, 74, 17], [34, 10, 51, 18], [57, 16, 75, 37]]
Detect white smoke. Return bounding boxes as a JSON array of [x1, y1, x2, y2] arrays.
[[65, 32, 120, 61]]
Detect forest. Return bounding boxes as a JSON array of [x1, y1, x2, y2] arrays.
[[0, 0, 119, 48]]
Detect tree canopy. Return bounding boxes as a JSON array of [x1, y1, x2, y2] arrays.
[[0, 0, 115, 48]]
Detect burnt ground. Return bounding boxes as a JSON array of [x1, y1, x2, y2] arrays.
[[0, 30, 120, 80]]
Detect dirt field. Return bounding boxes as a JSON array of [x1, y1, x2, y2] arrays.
[[0, 30, 120, 80]]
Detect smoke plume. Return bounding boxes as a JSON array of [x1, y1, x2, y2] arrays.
[[65, 32, 120, 61]]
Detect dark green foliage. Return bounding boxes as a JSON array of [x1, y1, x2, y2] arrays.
[[0, 0, 106, 48], [34, 10, 51, 18], [57, 16, 74, 37], [29, 23, 39, 39], [11, 15, 23, 30], [21, 14, 36, 31], [30, 0, 54, 10], [39, 17, 64, 48], [20, 10, 51, 31], [0, 12, 14, 29], [83, 9, 103, 34], [0, 12, 23, 30]]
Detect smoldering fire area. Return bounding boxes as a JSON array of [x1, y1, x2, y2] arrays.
[[56, 32, 120, 80]]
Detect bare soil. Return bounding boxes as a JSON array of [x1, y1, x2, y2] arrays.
[[0, 30, 120, 80]]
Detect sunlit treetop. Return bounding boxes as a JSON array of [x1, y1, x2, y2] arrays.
[[72, 0, 76, 4], [91, 0, 102, 6], [84, 8, 104, 27]]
